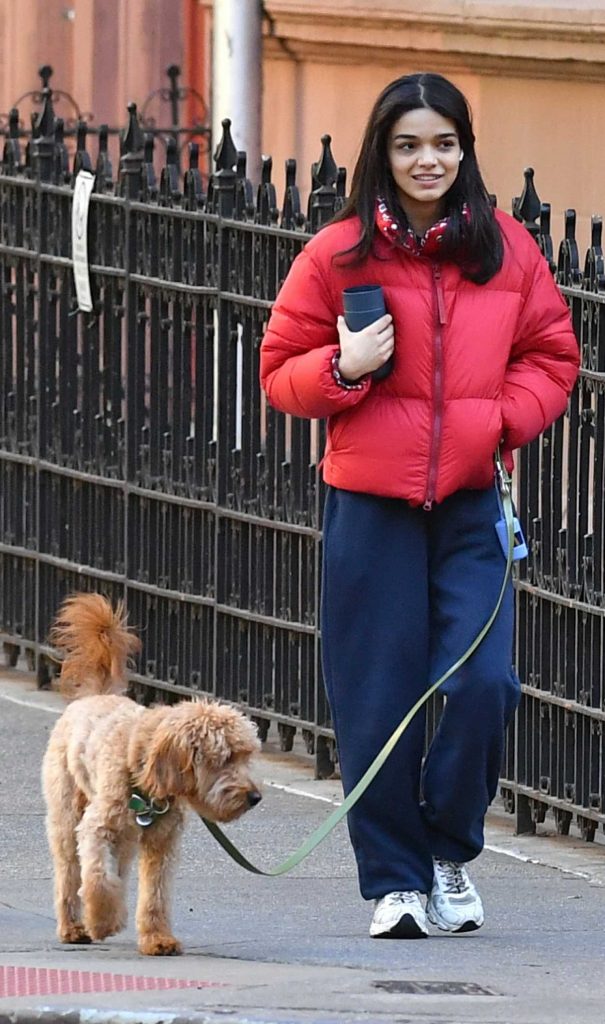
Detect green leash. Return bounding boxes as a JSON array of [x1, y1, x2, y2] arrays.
[[201, 451, 516, 876]]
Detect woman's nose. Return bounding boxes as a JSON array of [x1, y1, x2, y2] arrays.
[[417, 149, 438, 167]]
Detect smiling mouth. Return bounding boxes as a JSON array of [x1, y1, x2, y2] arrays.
[[413, 175, 442, 182]]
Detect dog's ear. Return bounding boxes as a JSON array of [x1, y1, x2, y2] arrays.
[[138, 725, 195, 799], [195, 724, 235, 771], [192, 705, 261, 770]]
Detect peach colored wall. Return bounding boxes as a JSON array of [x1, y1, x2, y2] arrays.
[[477, 74, 605, 252]]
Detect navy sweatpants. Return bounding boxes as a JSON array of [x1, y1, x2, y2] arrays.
[[320, 485, 521, 900]]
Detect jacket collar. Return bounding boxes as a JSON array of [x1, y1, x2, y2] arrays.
[[375, 197, 469, 258]]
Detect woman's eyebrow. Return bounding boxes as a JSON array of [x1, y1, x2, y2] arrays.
[[392, 132, 458, 141]]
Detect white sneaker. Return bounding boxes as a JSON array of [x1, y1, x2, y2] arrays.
[[369, 891, 428, 939], [426, 859, 484, 933]]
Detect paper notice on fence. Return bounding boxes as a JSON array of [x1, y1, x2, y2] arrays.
[[72, 170, 96, 312]]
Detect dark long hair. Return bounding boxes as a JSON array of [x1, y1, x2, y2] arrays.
[[333, 73, 503, 284]]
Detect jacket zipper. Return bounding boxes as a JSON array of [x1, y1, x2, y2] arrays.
[[423, 264, 447, 510]]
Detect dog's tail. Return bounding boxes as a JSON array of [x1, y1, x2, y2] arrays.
[[50, 593, 141, 699]]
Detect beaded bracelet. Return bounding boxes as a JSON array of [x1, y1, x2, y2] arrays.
[[331, 351, 366, 391]]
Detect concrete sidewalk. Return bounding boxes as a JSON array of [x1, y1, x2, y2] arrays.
[[0, 669, 604, 1024]]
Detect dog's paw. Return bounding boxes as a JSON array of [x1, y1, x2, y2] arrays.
[[138, 933, 183, 956], [83, 896, 127, 940], [59, 924, 92, 944]]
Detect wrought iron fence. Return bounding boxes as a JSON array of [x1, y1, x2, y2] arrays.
[[509, 201, 605, 841], [0, 89, 602, 840]]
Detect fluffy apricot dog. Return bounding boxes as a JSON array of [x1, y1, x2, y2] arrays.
[[42, 593, 261, 956]]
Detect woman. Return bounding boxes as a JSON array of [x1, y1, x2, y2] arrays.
[[260, 73, 579, 939]]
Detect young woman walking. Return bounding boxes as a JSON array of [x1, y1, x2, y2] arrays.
[[260, 73, 579, 938]]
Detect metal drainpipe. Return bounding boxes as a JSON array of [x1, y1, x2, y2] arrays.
[[212, 0, 263, 185]]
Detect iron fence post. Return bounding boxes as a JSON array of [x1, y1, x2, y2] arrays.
[[120, 103, 145, 615], [30, 88, 58, 686]]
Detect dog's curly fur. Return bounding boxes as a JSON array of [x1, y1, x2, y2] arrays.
[[42, 593, 261, 956]]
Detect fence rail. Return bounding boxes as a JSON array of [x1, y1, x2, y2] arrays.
[[0, 89, 602, 836]]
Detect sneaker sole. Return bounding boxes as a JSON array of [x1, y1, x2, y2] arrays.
[[371, 913, 428, 939], [455, 919, 482, 933], [426, 907, 484, 933]]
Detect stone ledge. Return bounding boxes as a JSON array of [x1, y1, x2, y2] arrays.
[[265, 0, 605, 35], [263, 0, 605, 78]]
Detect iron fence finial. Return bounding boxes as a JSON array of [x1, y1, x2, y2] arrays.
[[256, 155, 278, 225], [285, 158, 296, 189], [166, 65, 181, 131], [3, 108, 21, 170], [166, 64, 181, 87], [144, 132, 155, 165], [336, 166, 346, 198], [535, 202, 555, 274], [122, 102, 144, 156], [234, 150, 254, 218], [166, 136, 178, 166], [54, 117, 70, 182], [8, 108, 19, 139], [281, 158, 303, 229], [515, 167, 541, 238], [31, 88, 57, 181], [35, 87, 56, 139], [38, 65, 53, 90], [262, 155, 272, 184], [142, 132, 157, 199], [96, 124, 113, 190], [540, 203, 551, 236], [309, 134, 340, 230], [557, 209, 581, 286], [183, 141, 205, 208], [73, 120, 93, 179], [160, 137, 181, 203], [585, 216, 605, 292], [214, 118, 237, 173], [119, 103, 144, 197], [312, 134, 338, 190]]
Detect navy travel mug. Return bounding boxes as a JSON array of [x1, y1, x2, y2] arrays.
[[342, 284, 393, 381]]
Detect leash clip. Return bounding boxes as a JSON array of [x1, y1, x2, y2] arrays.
[[494, 448, 511, 498]]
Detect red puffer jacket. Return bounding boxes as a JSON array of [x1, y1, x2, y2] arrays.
[[260, 210, 579, 507]]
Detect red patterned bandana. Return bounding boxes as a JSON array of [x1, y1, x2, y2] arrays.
[[375, 197, 469, 257]]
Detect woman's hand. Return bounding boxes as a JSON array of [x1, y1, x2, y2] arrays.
[[336, 314, 394, 380]]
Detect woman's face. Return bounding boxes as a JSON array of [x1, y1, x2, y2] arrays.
[[387, 107, 462, 227]]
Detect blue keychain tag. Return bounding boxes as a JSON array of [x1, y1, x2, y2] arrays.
[[495, 516, 528, 561]]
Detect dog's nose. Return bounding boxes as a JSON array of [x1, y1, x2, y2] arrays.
[[247, 789, 262, 807]]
